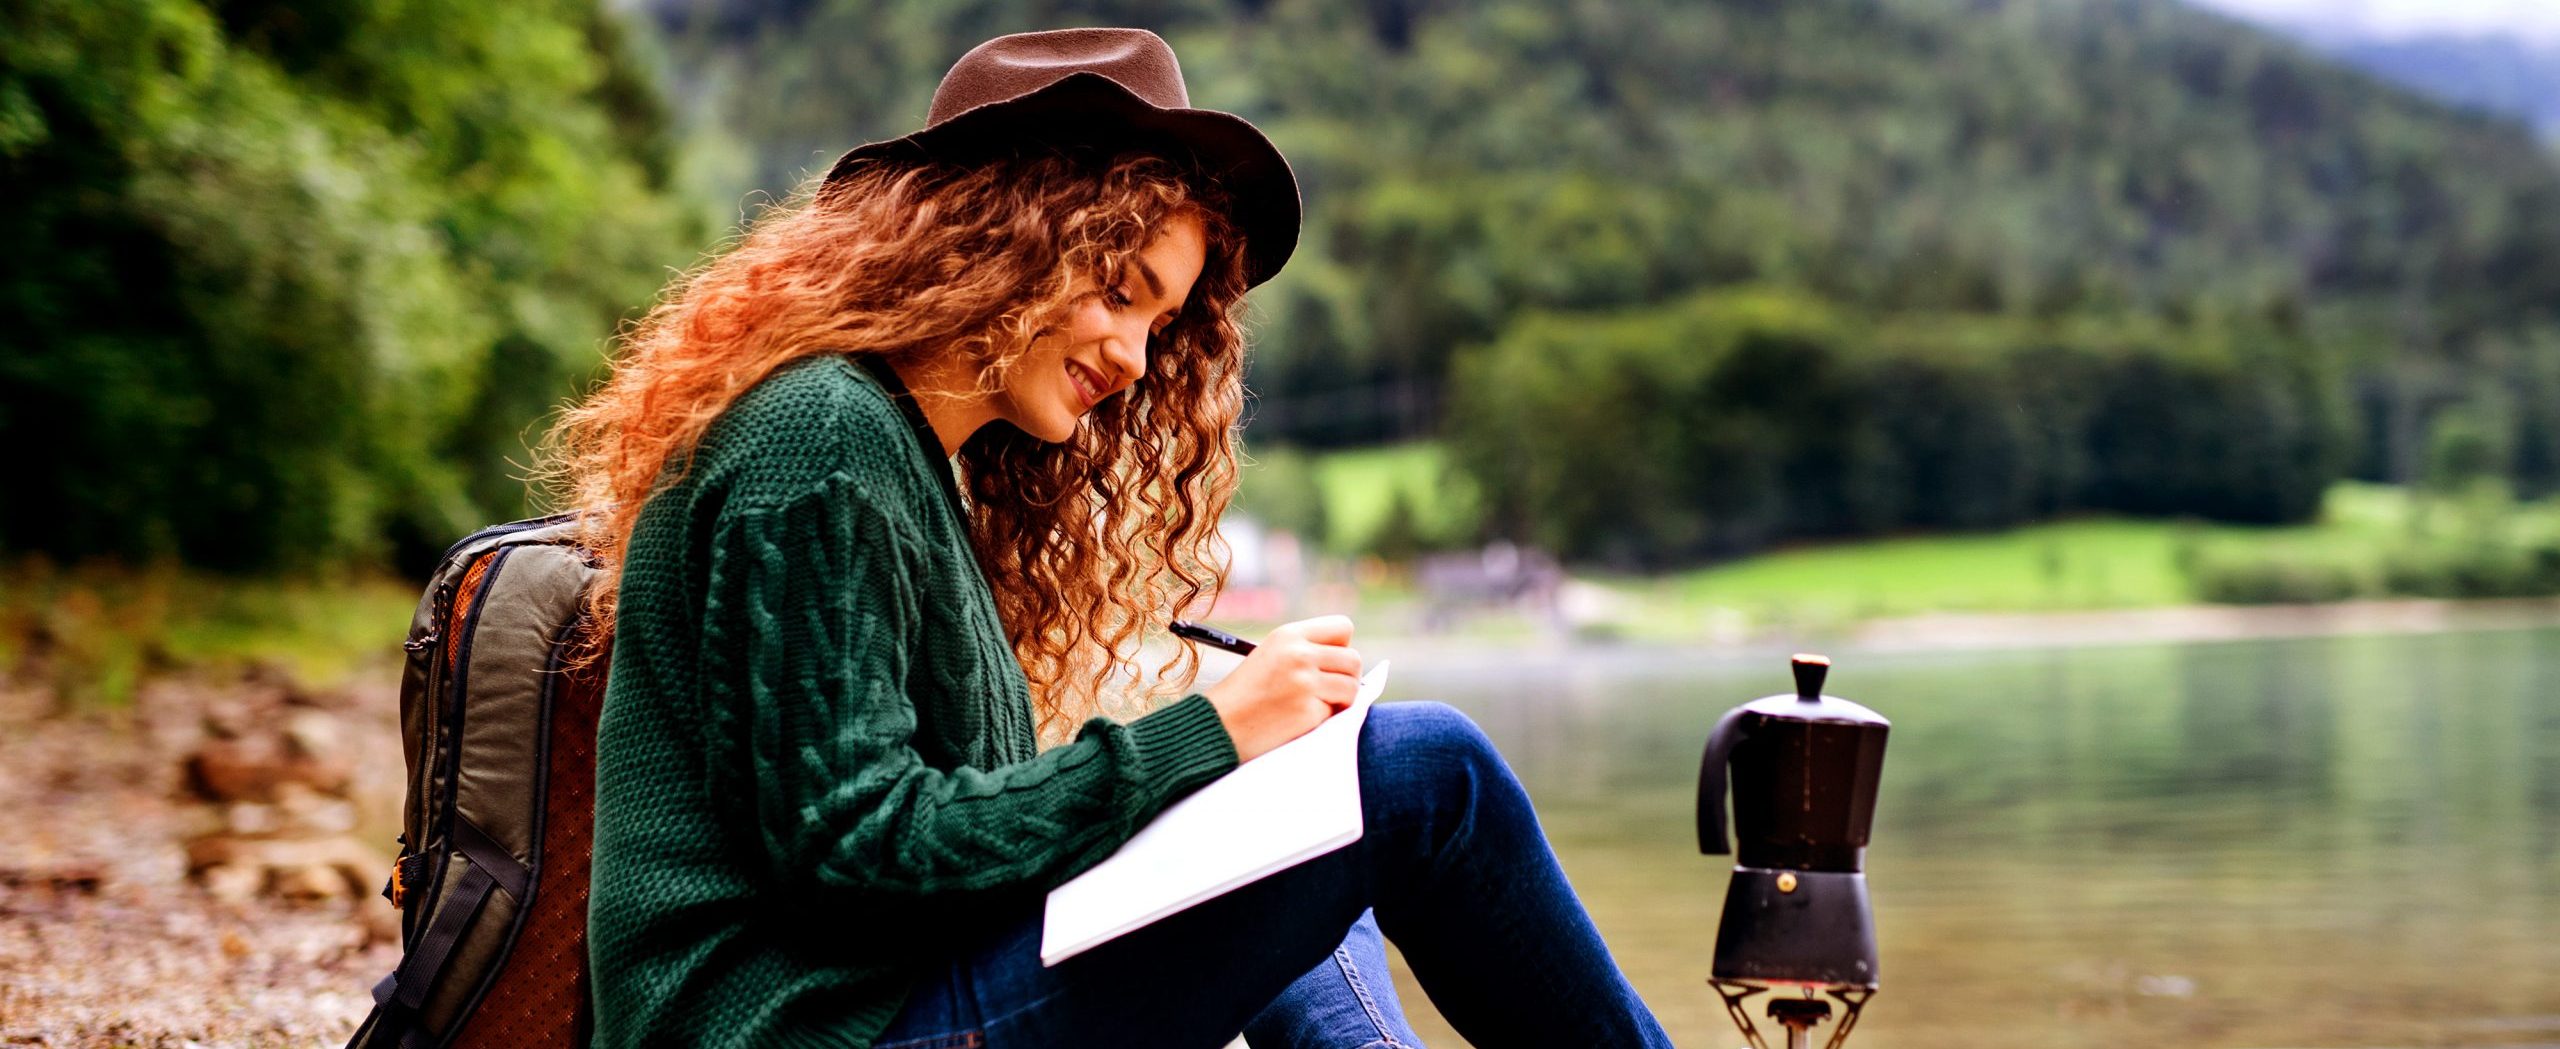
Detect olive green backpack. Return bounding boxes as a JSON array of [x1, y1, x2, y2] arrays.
[[348, 512, 610, 1049]]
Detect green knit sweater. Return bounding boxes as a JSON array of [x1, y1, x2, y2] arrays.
[[588, 353, 1241, 1048]]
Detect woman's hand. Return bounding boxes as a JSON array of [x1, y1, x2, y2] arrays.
[[1201, 615, 1361, 763]]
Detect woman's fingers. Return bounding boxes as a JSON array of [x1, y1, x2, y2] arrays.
[[1280, 614, 1354, 647], [1282, 619, 1358, 712], [1314, 670, 1358, 711], [1313, 645, 1362, 676], [1202, 615, 1362, 759]]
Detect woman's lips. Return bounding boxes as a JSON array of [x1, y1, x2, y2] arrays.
[[1067, 360, 1103, 410]]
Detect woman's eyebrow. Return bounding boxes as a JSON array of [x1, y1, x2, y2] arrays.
[[1132, 258, 1167, 302]]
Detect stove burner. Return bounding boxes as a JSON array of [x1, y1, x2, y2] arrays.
[[1708, 980, 1873, 1049]]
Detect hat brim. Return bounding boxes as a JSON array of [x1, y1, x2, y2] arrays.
[[822, 72, 1301, 289]]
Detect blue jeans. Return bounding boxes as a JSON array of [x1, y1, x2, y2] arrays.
[[871, 702, 1673, 1048]]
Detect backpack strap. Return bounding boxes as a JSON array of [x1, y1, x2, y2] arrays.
[[355, 862, 485, 1048], [390, 860, 491, 1014]]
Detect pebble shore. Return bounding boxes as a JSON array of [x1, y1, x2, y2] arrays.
[[0, 668, 405, 1047]]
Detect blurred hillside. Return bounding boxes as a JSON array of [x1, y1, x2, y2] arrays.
[[2319, 34, 2560, 140], [643, 0, 2560, 564], [2186, 0, 2560, 141], [10, 0, 2560, 578]]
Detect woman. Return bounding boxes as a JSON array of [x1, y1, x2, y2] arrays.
[[546, 28, 1671, 1049]]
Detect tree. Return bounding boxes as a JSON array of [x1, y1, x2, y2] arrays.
[[0, 0, 696, 572]]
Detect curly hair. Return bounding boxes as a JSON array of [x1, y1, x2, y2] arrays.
[[533, 150, 1249, 740]]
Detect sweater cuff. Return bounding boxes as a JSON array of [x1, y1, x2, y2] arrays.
[[1125, 693, 1240, 798]]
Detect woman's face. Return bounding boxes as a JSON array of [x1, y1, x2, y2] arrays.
[[997, 209, 1208, 443]]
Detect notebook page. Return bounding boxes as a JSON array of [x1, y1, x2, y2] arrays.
[[1039, 661, 1389, 967]]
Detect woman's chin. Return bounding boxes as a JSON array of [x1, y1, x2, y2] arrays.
[[1025, 410, 1081, 444]]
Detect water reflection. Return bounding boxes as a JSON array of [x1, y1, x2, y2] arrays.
[[1384, 628, 2560, 1048]]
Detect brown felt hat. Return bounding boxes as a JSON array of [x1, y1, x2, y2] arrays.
[[822, 28, 1301, 289]]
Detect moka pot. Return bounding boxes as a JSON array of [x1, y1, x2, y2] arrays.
[[1697, 654, 1889, 990]]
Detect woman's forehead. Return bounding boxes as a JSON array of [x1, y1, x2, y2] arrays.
[[1136, 210, 1209, 298]]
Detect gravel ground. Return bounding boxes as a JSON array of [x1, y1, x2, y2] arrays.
[[0, 671, 405, 1048]]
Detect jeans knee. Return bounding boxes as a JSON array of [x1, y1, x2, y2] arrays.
[[1358, 702, 1532, 885], [1360, 702, 1510, 801], [1366, 698, 1488, 755]]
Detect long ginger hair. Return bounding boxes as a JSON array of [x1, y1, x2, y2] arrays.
[[535, 150, 1249, 737]]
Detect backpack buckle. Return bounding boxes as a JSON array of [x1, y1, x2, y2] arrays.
[[384, 852, 424, 908]]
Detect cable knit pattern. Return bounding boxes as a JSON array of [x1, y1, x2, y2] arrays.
[[589, 354, 1240, 1049]]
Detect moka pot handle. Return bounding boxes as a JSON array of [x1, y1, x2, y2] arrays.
[[1696, 706, 1752, 855]]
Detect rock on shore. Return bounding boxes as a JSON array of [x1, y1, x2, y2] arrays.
[[0, 665, 405, 1046]]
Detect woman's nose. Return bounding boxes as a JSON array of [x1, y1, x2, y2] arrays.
[[1102, 324, 1148, 390]]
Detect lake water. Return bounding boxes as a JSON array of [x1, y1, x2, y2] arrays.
[[1376, 627, 2560, 1048]]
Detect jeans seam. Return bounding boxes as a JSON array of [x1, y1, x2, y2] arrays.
[[974, 984, 1073, 1040], [872, 1032, 983, 1049], [1332, 945, 1412, 1048]]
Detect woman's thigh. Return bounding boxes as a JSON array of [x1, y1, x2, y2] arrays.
[[874, 873, 1387, 1049], [875, 705, 1497, 1049]]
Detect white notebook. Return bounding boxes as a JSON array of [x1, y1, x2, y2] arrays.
[[1039, 662, 1390, 967]]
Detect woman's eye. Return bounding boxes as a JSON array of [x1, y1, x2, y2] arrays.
[[1106, 287, 1134, 309]]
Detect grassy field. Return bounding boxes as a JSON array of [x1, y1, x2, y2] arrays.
[[1644, 485, 2410, 614], [1280, 439, 2559, 635], [1596, 483, 2560, 635], [1300, 441, 1482, 553], [1638, 518, 2202, 618]]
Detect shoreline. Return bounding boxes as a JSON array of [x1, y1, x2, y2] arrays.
[[1332, 596, 2560, 667], [1846, 595, 2560, 653]]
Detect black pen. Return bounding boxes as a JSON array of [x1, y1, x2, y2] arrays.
[[1168, 619, 1256, 656]]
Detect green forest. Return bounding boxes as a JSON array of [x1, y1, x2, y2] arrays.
[[3, 0, 696, 574], [10, 0, 2560, 576]]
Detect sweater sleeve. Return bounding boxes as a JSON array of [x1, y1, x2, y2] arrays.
[[699, 476, 1240, 901]]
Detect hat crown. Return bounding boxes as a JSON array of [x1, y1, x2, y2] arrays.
[[928, 28, 1189, 125]]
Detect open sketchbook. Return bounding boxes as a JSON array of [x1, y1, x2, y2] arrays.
[[1040, 661, 1390, 967]]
